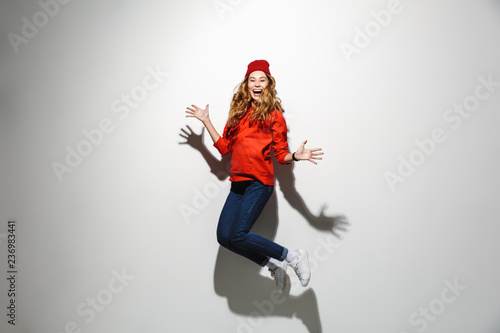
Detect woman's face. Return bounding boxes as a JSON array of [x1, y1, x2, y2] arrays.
[[248, 71, 269, 100]]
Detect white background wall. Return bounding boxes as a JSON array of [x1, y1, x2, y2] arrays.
[[1, 0, 500, 332]]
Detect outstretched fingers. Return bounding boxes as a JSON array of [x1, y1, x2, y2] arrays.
[[185, 104, 209, 122], [185, 104, 200, 116], [185, 105, 196, 117], [307, 147, 324, 164], [310, 148, 323, 154]]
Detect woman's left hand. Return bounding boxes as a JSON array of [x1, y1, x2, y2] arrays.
[[295, 140, 324, 164]]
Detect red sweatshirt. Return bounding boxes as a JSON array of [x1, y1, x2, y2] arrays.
[[214, 107, 289, 186]]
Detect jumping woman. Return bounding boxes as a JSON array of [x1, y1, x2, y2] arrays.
[[185, 59, 323, 292]]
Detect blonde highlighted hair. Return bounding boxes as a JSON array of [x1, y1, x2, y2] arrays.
[[226, 74, 284, 128]]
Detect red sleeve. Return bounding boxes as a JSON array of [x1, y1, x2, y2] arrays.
[[271, 110, 289, 164], [213, 123, 231, 155]]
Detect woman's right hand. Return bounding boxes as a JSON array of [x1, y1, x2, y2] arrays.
[[185, 103, 221, 144], [186, 104, 210, 123]]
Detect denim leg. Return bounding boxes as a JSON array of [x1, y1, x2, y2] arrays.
[[217, 190, 268, 265], [216, 181, 287, 266]]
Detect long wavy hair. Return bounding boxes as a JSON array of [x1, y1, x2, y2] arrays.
[[226, 73, 284, 128]]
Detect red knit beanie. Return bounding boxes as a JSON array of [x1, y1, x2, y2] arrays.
[[245, 60, 271, 77]]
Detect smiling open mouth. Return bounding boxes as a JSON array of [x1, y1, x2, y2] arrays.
[[253, 90, 262, 95]]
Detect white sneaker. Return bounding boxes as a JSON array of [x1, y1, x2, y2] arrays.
[[269, 260, 287, 293], [288, 249, 311, 287]]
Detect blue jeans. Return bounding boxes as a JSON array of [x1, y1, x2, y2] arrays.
[[216, 181, 288, 266]]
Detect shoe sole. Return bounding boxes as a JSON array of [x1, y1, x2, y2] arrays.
[[299, 249, 311, 287], [278, 261, 287, 293]]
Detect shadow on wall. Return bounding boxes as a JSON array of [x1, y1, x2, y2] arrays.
[[179, 126, 349, 333]]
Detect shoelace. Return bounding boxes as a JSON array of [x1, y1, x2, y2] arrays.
[[269, 268, 280, 286], [292, 259, 304, 278]]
